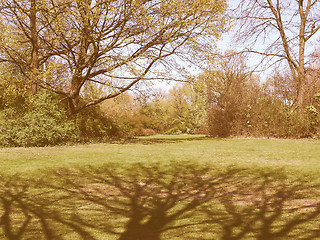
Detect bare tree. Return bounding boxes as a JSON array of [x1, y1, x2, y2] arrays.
[[234, 0, 320, 107]]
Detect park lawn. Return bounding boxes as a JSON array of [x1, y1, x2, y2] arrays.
[[0, 135, 319, 180], [0, 136, 320, 239]]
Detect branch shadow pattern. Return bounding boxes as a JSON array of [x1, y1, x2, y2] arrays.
[[108, 136, 209, 145], [0, 163, 319, 239], [199, 171, 320, 240]]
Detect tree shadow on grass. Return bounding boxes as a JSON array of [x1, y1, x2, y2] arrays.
[[108, 136, 209, 145], [199, 171, 320, 240], [0, 163, 319, 239]]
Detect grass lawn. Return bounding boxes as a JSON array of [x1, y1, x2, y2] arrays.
[[0, 136, 320, 239], [1, 135, 319, 179]]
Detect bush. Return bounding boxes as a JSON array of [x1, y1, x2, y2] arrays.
[[207, 107, 233, 138], [229, 97, 320, 139], [0, 91, 79, 147], [139, 128, 157, 136], [76, 105, 120, 139]]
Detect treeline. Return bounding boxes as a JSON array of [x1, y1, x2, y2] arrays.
[[205, 53, 320, 139], [1, 51, 320, 147], [1, 0, 320, 146], [0, 78, 208, 146]]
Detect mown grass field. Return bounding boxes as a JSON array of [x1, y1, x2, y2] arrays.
[[1, 135, 320, 177], [0, 136, 320, 239]]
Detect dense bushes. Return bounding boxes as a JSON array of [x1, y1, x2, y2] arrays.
[[202, 52, 320, 139], [205, 74, 320, 139], [76, 105, 120, 140], [230, 99, 320, 139], [0, 91, 78, 147], [1, 74, 319, 148]]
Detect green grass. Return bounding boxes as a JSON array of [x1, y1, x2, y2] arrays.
[[0, 136, 320, 239], [0, 136, 319, 180]]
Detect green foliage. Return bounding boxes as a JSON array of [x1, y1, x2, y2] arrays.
[[0, 64, 28, 110], [167, 84, 207, 134], [98, 85, 208, 137], [0, 91, 78, 147], [136, 84, 207, 135], [229, 93, 320, 139], [76, 105, 120, 139], [139, 101, 167, 132]]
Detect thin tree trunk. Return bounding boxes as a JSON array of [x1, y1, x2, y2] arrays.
[[296, 0, 309, 107], [30, 0, 39, 95]]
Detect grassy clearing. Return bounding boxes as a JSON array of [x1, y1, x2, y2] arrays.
[[0, 136, 320, 239], [1, 135, 319, 179]]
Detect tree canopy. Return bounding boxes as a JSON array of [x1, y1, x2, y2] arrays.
[[0, 0, 228, 115]]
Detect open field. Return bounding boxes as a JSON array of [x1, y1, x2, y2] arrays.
[[0, 136, 320, 239], [1, 135, 320, 178]]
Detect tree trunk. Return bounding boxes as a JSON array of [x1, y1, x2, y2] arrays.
[[66, 0, 91, 116], [296, 0, 308, 108], [67, 96, 79, 116], [296, 68, 306, 108], [30, 0, 39, 95]]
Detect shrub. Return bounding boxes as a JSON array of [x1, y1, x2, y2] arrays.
[[0, 91, 79, 147], [76, 105, 120, 139], [139, 128, 156, 136], [229, 97, 320, 139], [207, 107, 233, 138]]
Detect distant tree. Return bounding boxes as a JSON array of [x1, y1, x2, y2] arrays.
[[165, 83, 207, 134], [138, 95, 168, 133], [100, 93, 144, 136], [234, 0, 320, 107], [203, 52, 252, 137]]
